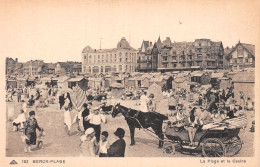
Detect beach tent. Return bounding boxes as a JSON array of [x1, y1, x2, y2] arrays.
[[110, 83, 124, 99], [147, 83, 163, 100], [71, 85, 87, 111]]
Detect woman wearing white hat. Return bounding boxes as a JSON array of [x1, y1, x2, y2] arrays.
[[79, 128, 98, 157]]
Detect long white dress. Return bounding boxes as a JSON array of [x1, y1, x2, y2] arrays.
[[140, 95, 149, 112], [63, 99, 72, 130]]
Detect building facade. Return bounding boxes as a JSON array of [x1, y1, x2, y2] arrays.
[[42, 63, 56, 74], [55, 62, 80, 75], [225, 41, 255, 71], [136, 38, 161, 72], [158, 39, 224, 72], [23, 60, 44, 76], [82, 37, 138, 74], [6, 57, 22, 75]]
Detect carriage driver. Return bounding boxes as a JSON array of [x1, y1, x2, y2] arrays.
[[142, 94, 157, 126]]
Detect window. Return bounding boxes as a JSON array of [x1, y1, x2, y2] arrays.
[[238, 46, 244, 55], [113, 65, 117, 72], [84, 56, 86, 59], [245, 58, 248, 63], [119, 58, 122, 62], [89, 67, 91, 73], [125, 58, 128, 62], [172, 63, 177, 68], [125, 65, 128, 71], [172, 56, 177, 60], [239, 58, 243, 63], [101, 66, 103, 73], [119, 65, 122, 71], [163, 63, 168, 68], [197, 54, 202, 59], [234, 59, 237, 63]]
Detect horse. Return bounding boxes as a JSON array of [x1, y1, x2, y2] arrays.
[[112, 103, 168, 148]]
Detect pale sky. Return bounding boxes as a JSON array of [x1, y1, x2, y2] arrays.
[[0, 0, 259, 63]]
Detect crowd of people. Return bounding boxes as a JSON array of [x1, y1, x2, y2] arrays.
[[134, 84, 254, 147], [8, 84, 127, 157], [7, 80, 255, 156]]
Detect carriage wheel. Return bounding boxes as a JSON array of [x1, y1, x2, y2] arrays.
[[224, 136, 243, 157], [202, 138, 226, 157], [163, 142, 175, 155]]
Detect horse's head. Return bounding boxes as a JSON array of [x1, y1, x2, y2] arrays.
[[112, 103, 121, 118]]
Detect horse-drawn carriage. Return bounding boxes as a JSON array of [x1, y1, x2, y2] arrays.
[[111, 103, 246, 157], [163, 116, 247, 157]]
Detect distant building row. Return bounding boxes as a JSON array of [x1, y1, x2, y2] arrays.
[[81, 37, 255, 74], [5, 59, 82, 76], [137, 37, 255, 72]]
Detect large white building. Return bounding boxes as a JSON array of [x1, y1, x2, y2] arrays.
[[82, 37, 138, 74]]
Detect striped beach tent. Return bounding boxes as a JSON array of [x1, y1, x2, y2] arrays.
[[71, 85, 87, 111]]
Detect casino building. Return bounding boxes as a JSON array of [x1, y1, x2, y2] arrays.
[[81, 37, 138, 74]]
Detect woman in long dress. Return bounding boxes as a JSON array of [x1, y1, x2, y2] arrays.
[[63, 96, 72, 136]]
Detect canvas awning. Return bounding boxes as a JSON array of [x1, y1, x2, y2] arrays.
[[68, 77, 84, 82]]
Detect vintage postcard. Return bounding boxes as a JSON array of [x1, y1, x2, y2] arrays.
[[1, 0, 259, 166]]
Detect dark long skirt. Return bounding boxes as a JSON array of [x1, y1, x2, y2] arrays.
[[25, 132, 37, 145], [83, 121, 91, 131], [90, 124, 101, 142]]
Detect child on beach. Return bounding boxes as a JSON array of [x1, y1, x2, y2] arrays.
[[99, 131, 110, 157]]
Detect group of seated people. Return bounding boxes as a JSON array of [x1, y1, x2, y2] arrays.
[[170, 104, 245, 146]]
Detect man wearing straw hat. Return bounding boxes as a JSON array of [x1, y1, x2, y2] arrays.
[[86, 105, 107, 142]]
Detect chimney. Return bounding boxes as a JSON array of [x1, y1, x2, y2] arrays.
[[15, 58, 18, 62], [150, 42, 152, 46]]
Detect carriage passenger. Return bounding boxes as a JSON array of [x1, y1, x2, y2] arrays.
[[140, 91, 149, 113], [147, 94, 156, 112], [168, 94, 177, 116], [220, 110, 227, 120], [210, 108, 222, 123], [197, 108, 211, 125], [234, 106, 245, 117], [186, 107, 201, 146], [176, 107, 186, 123]]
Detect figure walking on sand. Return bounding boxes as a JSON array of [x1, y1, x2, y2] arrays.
[[23, 111, 42, 152]]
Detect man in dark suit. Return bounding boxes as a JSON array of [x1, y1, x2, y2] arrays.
[[82, 103, 91, 131], [59, 93, 65, 110]]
